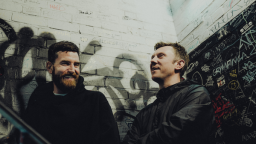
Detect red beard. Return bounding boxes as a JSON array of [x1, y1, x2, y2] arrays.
[[52, 67, 79, 93]]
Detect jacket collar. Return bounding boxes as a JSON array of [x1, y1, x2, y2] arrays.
[[156, 79, 198, 102]]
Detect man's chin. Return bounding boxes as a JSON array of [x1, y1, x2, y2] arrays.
[[152, 77, 162, 83], [58, 79, 77, 92]]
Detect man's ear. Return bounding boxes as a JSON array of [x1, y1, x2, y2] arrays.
[[175, 59, 185, 70], [46, 61, 53, 74]]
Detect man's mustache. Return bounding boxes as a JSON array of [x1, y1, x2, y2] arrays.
[[61, 73, 79, 78]]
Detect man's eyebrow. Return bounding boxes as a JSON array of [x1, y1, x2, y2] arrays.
[[151, 52, 164, 58], [60, 60, 80, 64], [60, 60, 70, 63]]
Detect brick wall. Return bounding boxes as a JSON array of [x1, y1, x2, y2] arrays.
[[171, 0, 256, 53], [0, 0, 177, 142]]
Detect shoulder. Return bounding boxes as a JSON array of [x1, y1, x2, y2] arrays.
[[184, 84, 211, 103], [82, 90, 108, 102], [84, 90, 105, 97], [33, 82, 52, 93], [187, 84, 209, 94], [30, 82, 52, 99]]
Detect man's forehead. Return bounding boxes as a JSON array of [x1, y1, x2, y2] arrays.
[[56, 51, 80, 61], [152, 46, 175, 55]]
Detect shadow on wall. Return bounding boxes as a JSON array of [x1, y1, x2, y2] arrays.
[[0, 18, 158, 143]]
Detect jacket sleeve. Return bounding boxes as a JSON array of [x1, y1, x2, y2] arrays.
[[99, 93, 120, 144], [130, 86, 214, 144], [122, 116, 141, 144]]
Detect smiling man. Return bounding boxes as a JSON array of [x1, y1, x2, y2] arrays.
[[123, 42, 214, 144], [23, 41, 120, 144]]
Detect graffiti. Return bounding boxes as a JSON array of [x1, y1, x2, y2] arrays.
[[186, 2, 256, 143], [0, 23, 12, 32], [221, 95, 229, 101], [204, 52, 211, 60], [213, 52, 251, 76], [49, 4, 65, 11], [242, 131, 256, 141], [186, 61, 198, 74], [217, 75, 225, 87], [230, 69, 237, 77], [212, 93, 236, 128], [211, 54, 223, 67], [222, 108, 240, 120], [190, 41, 212, 60], [187, 40, 199, 53], [243, 117, 253, 127], [228, 80, 239, 90], [242, 69, 256, 83], [215, 127, 224, 138], [0, 19, 17, 42], [79, 10, 93, 15], [217, 26, 230, 40], [235, 94, 246, 100], [248, 96, 256, 105], [230, 0, 256, 28], [0, 66, 3, 76], [239, 106, 247, 125], [201, 64, 210, 72], [192, 71, 203, 85], [205, 76, 214, 87], [242, 61, 256, 70], [239, 30, 256, 56], [240, 21, 254, 35]]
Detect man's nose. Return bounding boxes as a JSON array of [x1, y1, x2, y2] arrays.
[[151, 56, 157, 64], [68, 64, 75, 73]]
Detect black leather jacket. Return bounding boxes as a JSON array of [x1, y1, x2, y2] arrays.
[[123, 80, 215, 144]]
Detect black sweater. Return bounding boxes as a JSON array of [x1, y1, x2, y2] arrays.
[[23, 76, 120, 144]]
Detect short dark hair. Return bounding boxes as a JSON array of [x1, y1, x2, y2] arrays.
[[48, 41, 79, 63], [154, 42, 189, 77]]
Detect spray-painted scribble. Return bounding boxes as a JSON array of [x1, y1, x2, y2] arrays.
[[212, 93, 236, 128], [186, 61, 198, 74], [242, 69, 256, 83], [228, 80, 239, 90], [217, 75, 225, 88], [205, 76, 214, 87], [201, 64, 210, 72], [242, 131, 256, 141], [230, 69, 237, 77]]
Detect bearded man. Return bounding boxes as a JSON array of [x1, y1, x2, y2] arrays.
[[23, 41, 120, 144]]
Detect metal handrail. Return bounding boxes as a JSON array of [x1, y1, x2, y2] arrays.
[[0, 100, 51, 144]]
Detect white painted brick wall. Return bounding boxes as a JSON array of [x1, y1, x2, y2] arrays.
[[173, 0, 256, 53], [48, 19, 79, 33], [41, 9, 72, 22], [0, 1, 22, 12], [0, 9, 12, 21], [12, 12, 48, 27]]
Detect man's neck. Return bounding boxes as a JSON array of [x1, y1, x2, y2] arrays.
[[159, 75, 181, 89]]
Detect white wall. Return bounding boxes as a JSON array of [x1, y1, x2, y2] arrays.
[[0, 0, 177, 142], [171, 0, 256, 53]]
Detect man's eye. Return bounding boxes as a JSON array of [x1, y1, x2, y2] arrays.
[[62, 63, 69, 65], [75, 63, 80, 67], [158, 54, 164, 58]]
